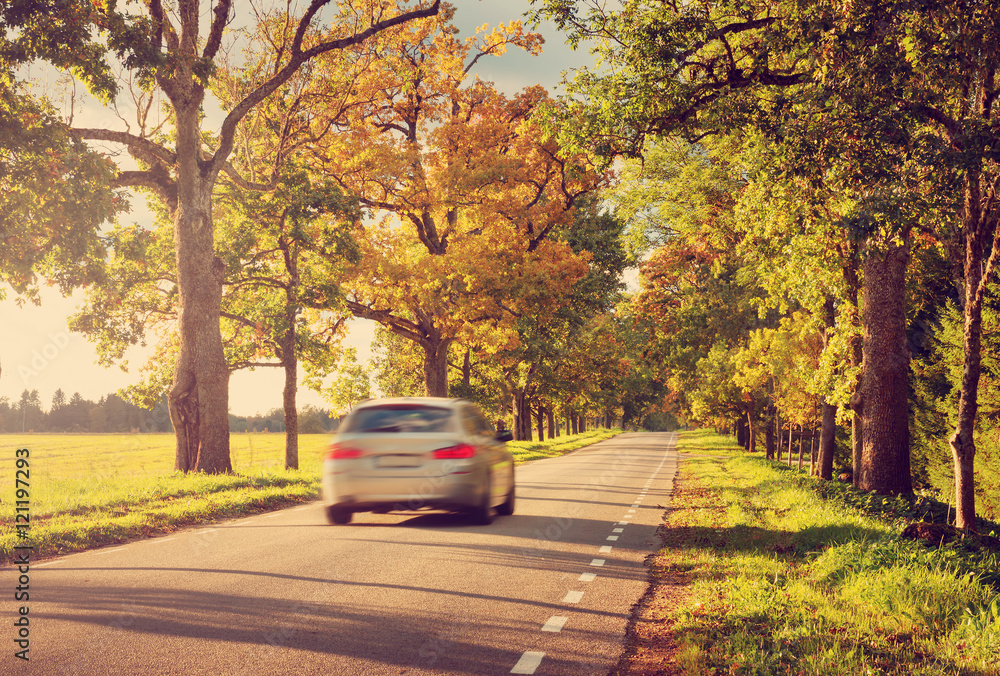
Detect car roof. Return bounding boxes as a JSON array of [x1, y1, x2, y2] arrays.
[[351, 397, 469, 410]]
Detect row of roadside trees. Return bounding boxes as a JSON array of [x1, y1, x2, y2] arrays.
[[532, 0, 1000, 530], [8, 0, 995, 533]]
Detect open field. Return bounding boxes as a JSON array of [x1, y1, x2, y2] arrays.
[[1, 428, 620, 562], [619, 430, 1000, 676]]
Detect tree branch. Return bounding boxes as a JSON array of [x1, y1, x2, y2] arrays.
[[211, 0, 441, 179], [72, 128, 177, 166], [344, 298, 425, 343], [203, 0, 232, 62], [112, 169, 177, 212], [902, 102, 962, 147]]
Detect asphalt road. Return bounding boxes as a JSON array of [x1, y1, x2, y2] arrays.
[[8, 432, 678, 675]]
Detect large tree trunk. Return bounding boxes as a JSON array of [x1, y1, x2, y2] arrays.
[[281, 343, 299, 470], [857, 238, 912, 495], [279, 255, 300, 470], [535, 406, 545, 442], [169, 105, 230, 474], [421, 336, 451, 397], [951, 318, 981, 531], [950, 171, 999, 531], [282, 357, 299, 470], [546, 408, 556, 439]]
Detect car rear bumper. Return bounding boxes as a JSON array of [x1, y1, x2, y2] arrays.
[[322, 471, 485, 513]]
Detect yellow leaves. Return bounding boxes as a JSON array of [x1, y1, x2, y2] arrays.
[[295, 8, 604, 374], [476, 20, 544, 58]]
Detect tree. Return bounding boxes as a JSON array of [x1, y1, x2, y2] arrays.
[[322, 347, 372, 415], [2, 0, 441, 472], [215, 170, 359, 468], [17, 389, 43, 433], [302, 9, 604, 395]]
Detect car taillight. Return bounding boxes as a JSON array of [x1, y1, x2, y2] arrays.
[[432, 444, 476, 459], [326, 444, 363, 460]]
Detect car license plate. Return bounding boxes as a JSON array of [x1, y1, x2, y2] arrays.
[[375, 455, 422, 468]]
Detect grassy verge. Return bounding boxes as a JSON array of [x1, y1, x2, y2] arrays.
[[627, 430, 1000, 676], [1, 429, 619, 562]]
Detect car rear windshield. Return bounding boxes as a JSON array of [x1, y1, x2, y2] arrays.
[[342, 405, 455, 434]]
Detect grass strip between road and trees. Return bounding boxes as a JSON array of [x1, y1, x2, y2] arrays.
[[2, 428, 621, 563], [620, 429, 1000, 676]]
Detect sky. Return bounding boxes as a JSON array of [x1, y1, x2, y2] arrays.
[[0, 0, 601, 417]]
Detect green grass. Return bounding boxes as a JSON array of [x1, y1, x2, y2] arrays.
[[1, 429, 620, 562], [676, 428, 748, 455], [655, 430, 1000, 676]]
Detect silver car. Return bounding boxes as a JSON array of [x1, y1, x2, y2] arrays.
[[322, 397, 515, 525]]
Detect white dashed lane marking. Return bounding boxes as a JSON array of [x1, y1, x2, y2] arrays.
[[512, 432, 676, 676], [541, 616, 568, 632], [511, 651, 545, 674]]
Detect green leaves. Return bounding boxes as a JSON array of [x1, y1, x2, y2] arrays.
[[1, 0, 163, 103], [0, 82, 120, 299]]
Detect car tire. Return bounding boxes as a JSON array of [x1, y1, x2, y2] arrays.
[[326, 505, 353, 525], [496, 481, 515, 516], [471, 475, 493, 525]]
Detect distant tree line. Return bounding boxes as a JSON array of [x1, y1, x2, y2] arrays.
[[0, 389, 339, 435], [0, 389, 173, 433], [229, 406, 339, 435]]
